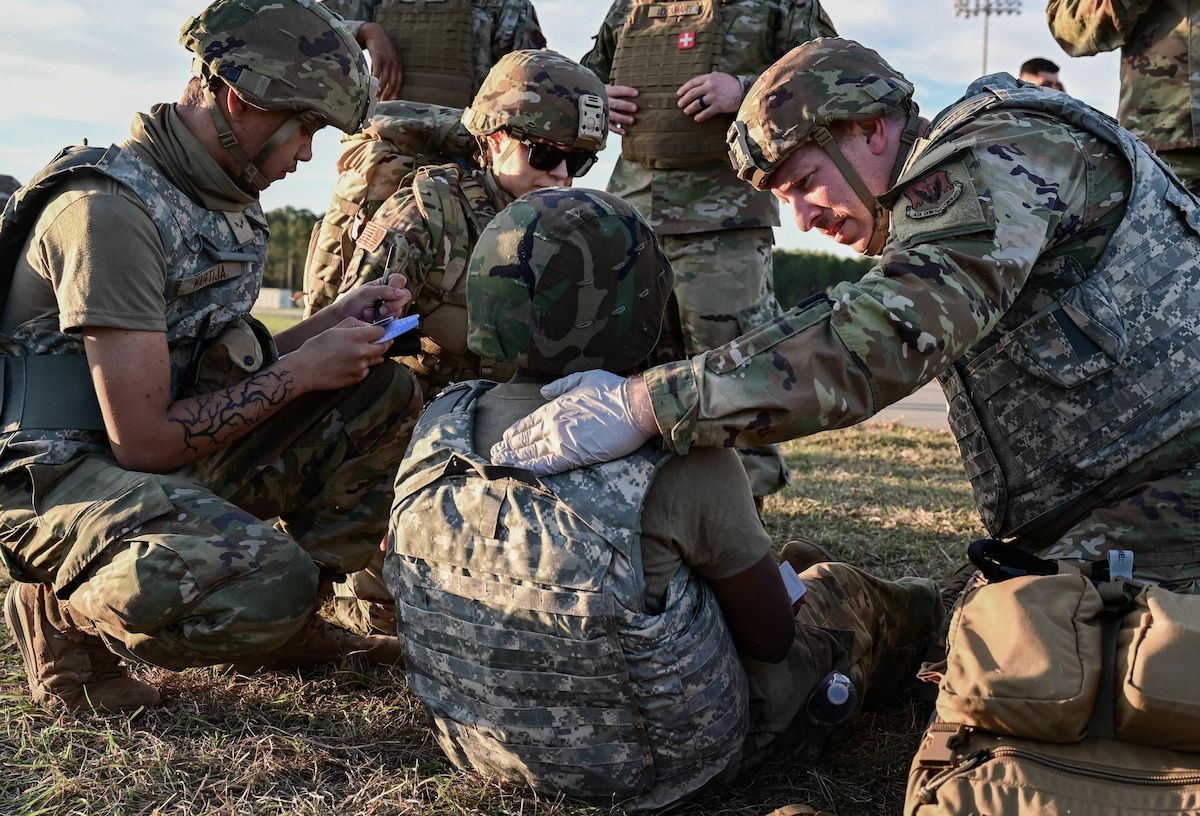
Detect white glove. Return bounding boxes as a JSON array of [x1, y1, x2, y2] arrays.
[[490, 370, 653, 475]]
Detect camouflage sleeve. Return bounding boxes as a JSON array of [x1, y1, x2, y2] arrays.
[[644, 112, 1130, 453], [729, 1, 838, 102], [581, 0, 630, 82], [341, 186, 438, 303], [491, 0, 548, 62], [1046, 0, 1153, 56]]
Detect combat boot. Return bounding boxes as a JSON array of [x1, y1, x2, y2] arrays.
[[4, 582, 160, 713], [221, 610, 404, 674]]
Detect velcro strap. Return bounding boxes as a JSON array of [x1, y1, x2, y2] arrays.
[[1, 355, 106, 432]]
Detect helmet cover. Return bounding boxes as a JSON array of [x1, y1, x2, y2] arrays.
[[180, 0, 377, 134], [462, 49, 608, 153], [467, 188, 673, 376]]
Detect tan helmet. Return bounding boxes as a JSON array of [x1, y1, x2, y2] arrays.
[[462, 49, 608, 153], [181, 0, 378, 190], [728, 38, 921, 255]]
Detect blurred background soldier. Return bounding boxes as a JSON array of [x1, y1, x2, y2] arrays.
[[0, 176, 20, 209], [1049, 0, 1200, 194], [305, 49, 609, 636], [318, 0, 546, 104], [581, 0, 838, 508], [1019, 55, 1065, 90], [0, 0, 421, 713]]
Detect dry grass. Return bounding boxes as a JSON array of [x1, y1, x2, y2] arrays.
[[0, 422, 984, 816]]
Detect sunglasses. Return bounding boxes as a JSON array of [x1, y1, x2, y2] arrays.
[[517, 137, 598, 178]]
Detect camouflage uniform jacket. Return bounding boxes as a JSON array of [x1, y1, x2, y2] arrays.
[[342, 164, 513, 392], [318, 0, 546, 97], [582, 0, 836, 235], [1048, 0, 1200, 152], [386, 380, 749, 810], [0, 143, 267, 476], [644, 74, 1200, 538]]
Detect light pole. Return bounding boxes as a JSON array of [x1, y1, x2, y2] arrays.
[[953, 0, 1023, 76]]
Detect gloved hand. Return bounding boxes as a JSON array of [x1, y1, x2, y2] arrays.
[[490, 370, 654, 475]]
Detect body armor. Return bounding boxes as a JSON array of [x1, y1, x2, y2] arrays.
[[0, 144, 267, 471], [915, 77, 1200, 536], [376, 0, 475, 107], [611, 0, 730, 168], [385, 381, 749, 809]]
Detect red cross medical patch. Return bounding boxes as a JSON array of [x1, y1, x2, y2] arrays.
[[678, 31, 696, 49], [902, 170, 964, 220]]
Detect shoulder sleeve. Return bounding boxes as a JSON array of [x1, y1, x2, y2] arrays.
[[35, 182, 167, 333], [1046, 0, 1150, 56]]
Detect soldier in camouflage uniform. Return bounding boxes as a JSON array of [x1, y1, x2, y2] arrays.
[[491, 37, 1200, 593], [0, 175, 19, 209], [311, 48, 608, 635], [1049, 0, 1200, 194], [580, 0, 838, 504], [318, 0, 545, 104], [384, 186, 942, 810], [0, 0, 424, 714]]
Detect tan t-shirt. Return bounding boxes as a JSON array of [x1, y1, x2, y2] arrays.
[[471, 380, 771, 612]]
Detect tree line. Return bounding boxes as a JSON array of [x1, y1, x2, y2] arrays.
[[263, 207, 874, 301]]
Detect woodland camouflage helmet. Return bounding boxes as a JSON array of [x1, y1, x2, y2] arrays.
[[462, 49, 609, 153], [466, 188, 673, 377], [180, 0, 378, 190], [728, 37, 921, 255]]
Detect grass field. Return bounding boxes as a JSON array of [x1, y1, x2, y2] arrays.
[[0, 410, 984, 815]]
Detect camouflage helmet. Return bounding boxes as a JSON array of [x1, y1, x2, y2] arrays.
[[462, 50, 609, 153], [467, 188, 673, 376], [728, 37, 915, 190], [180, 0, 377, 135]]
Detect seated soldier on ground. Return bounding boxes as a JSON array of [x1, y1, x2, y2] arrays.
[[301, 48, 610, 636], [383, 187, 944, 811]]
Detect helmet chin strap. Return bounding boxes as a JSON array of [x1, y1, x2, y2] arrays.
[[812, 107, 923, 257], [203, 82, 317, 194]]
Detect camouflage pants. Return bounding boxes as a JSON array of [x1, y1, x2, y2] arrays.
[[0, 361, 421, 670], [720, 561, 943, 781], [1014, 424, 1200, 590], [656, 227, 790, 498]]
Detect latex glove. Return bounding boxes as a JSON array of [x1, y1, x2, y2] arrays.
[[490, 370, 653, 475]]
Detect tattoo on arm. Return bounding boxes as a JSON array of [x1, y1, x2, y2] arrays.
[[172, 370, 296, 454]]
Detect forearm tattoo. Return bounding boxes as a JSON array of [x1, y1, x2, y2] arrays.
[[173, 369, 296, 454]]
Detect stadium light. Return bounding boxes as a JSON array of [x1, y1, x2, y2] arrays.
[[953, 0, 1023, 76]]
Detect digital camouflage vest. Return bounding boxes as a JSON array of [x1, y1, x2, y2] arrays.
[[0, 144, 266, 473], [611, 0, 730, 168], [302, 100, 477, 316], [375, 0, 475, 107], [912, 77, 1200, 537], [385, 381, 749, 810]]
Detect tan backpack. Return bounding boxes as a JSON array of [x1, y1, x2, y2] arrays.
[[302, 100, 478, 317]]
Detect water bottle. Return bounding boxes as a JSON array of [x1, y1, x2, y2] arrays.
[[806, 670, 857, 728]]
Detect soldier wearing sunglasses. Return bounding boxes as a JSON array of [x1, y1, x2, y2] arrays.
[[304, 48, 609, 637]]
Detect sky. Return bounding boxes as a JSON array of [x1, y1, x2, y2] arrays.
[[0, 0, 1119, 259]]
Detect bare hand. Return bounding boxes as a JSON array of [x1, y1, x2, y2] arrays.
[[358, 22, 404, 101], [289, 318, 392, 391], [338, 273, 412, 324], [604, 84, 639, 136], [677, 72, 743, 122]]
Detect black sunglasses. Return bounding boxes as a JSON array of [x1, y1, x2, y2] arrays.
[[517, 137, 598, 178]]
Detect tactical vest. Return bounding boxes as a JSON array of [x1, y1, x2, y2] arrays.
[[376, 0, 475, 107], [611, 0, 731, 168], [343, 165, 514, 392], [302, 100, 477, 316], [0, 144, 266, 464], [907, 76, 1200, 537], [386, 381, 749, 809]]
